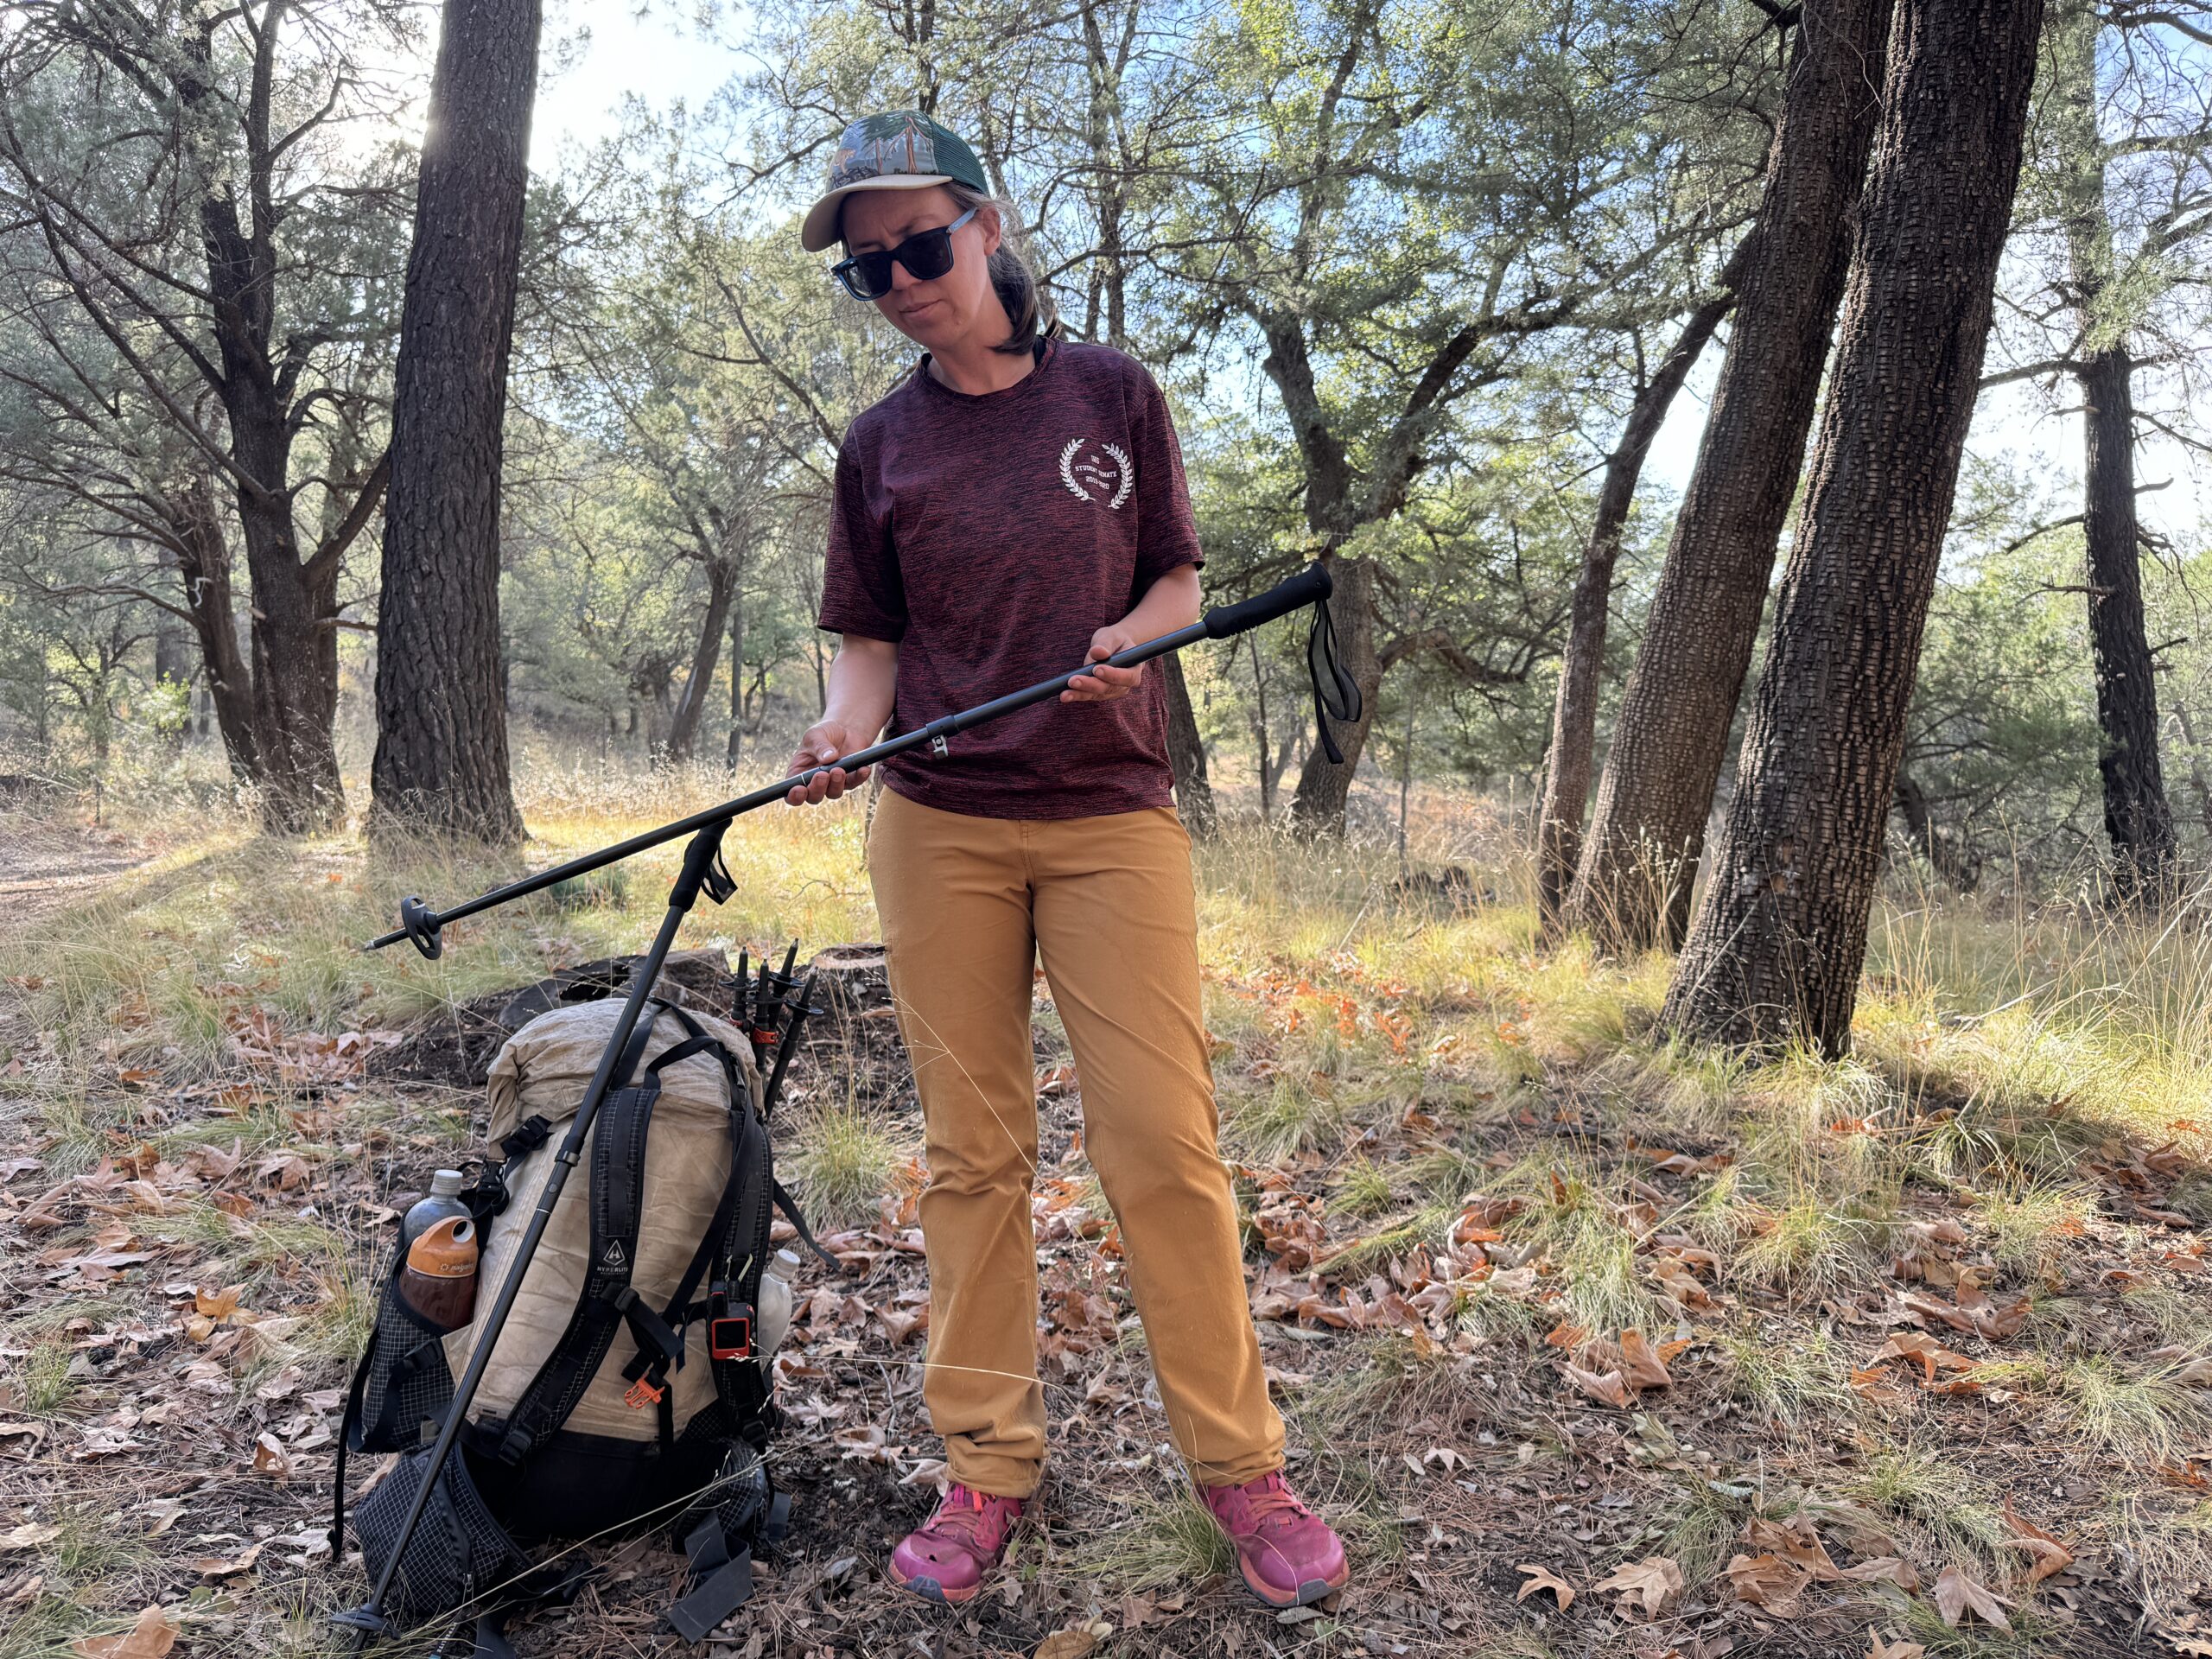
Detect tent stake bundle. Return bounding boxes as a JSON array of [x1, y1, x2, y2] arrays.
[[339, 562, 1355, 1647]]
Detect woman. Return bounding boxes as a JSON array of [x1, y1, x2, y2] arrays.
[[786, 111, 1349, 1611]]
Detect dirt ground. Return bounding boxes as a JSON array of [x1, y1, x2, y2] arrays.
[[4, 811, 2209, 1659]]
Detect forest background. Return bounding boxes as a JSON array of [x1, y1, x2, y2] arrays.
[[10, 3, 2212, 1656]]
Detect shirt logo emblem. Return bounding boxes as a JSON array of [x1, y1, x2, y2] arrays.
[[1058, 437, 1133, 510]]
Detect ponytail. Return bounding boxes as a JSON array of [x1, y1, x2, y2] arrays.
[[948, 183, 1061, 356]]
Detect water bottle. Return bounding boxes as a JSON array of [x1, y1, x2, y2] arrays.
[[755, 1249, 802, 1366], [400, 1215, 479, 1331], [401, 1170, 469, 1249]]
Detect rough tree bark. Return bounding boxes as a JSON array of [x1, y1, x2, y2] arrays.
[[1662, 0, 2045, 1057], [170, 472, 259, 785], [665, 557, 733, 765], [2050, 3, 2178, 900], [1161, 653, 1216, 836], [2080, 344, 2178, 898], [1567, 0, 1894, 949], [1535, 234, 1752, 936], [370, 0, 540, 843]]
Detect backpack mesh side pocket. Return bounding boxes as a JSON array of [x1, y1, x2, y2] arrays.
[[351, 1443, 526, 1624], [351, 1257, 458, 1453]]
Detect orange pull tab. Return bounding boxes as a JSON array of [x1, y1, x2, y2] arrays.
[[625, 1376, 665, 1409]]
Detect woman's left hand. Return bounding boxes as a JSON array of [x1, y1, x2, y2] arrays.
[[1063, 625, 1145, 702]]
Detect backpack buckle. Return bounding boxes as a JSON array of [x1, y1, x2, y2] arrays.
[[709, 1310, 753, 1361], [625, 1375, 666, 1409]]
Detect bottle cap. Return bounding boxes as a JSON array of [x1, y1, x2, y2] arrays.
[[429, 1169, 466, 1198], [770, 1249, 803, 1276]]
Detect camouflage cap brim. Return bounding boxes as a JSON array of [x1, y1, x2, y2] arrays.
[[799, 175, 955, 254]]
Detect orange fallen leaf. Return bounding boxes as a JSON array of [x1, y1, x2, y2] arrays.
[[1744, 1515, 1840, 1581], [1515, 1562, 1574, 1611], [70, 1605, 177, 1659], [194, 1285, 241, 1319], [1618, 1328, 1674, 1391], [1561, 1362, 1631, 1408], [1864, 1633, 1925, 1659], [2001, 1501, 2074, 1585], [1726, 1551, 1808, 1611]]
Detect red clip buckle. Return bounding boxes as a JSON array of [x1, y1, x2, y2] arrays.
[[708, 1314, 753, 1361], [624, 1375, 665, 1409]]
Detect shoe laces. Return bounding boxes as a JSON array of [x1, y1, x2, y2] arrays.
[[927, 1484, 1007, 1550], [1238, 1474, 1313, 1533]]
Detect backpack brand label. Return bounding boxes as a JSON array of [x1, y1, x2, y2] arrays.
[[601, 1240, 627, 1268]]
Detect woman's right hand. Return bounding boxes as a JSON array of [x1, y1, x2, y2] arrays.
[[786, 720, 869, 806]]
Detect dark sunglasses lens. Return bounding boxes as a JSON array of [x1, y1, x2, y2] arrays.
[[897, 226, 956, 282], [837, 254, 894, 300]]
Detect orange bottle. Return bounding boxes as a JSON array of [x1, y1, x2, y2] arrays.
[[400, 1215, 479, 1331]]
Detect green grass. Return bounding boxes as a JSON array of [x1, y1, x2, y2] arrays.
[[781, 1098, 913, 1230]]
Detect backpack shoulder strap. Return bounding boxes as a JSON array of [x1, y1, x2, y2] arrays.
[[480, 1004, 669, 1465]]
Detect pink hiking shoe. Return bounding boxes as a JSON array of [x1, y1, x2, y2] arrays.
[[888, 1482, 1026, 1604], [1198, 1471, 1350, 1608]]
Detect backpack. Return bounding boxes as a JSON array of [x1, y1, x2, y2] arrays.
[[334, 995, 828, 1653]]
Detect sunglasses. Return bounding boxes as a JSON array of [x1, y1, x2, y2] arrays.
[[831, 207, 978, 301]]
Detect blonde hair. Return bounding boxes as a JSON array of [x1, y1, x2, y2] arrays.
[[944, 182, 1061, 356]]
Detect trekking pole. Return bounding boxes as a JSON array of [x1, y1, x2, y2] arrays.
[[338, 562, 1353, 1643], [334, 818, 734, 1649], [365, 562, 1350, 959]]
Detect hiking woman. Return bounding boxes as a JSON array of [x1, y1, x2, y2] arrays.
[[784, 112, 1350, 1611]]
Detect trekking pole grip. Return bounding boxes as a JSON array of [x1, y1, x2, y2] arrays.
[[1201, 562, 1333, 639]]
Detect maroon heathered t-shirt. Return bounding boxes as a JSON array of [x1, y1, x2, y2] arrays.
[[817, 339, 1204, 820]]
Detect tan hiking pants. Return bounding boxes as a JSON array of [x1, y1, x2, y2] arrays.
[[868, 787, 1284, 1497]]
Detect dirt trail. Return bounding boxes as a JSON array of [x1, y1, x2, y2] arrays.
[[0, 811, 162, 931]]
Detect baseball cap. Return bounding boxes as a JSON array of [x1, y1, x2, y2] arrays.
[[799, 111, 990, 253]]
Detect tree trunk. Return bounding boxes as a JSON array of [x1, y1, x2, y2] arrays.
[[1535, 238, 1750, 936], [726, 592, 747, 770], [1290, 556, 1385, 835], [1662, 0, 2044, 1058], [171, 474, 259, 785], [1567, 0, 1895, 950], [1161, 652, 1216, 836], [666, 559, 733, 765], [2047, 5, 2179, 900], [232, 420, 345, 832], [2080, 344, 2177, 899], [1891, 768, 1980, 892], [369, 0, 540, 843]]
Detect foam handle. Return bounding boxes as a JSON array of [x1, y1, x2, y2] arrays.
[[1202, 563, 1333, 639]]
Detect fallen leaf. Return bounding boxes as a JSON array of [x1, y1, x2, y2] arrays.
[[251, 1432, 294, 1480], [1744, 1515, 1840, 1581], [1618, 1328, 1674, 1390], [69, 1605, 177, 1659], [1843, 1556, 1921, 1592], [194, 1285, 240, 1319], [899, 1459, 948, 1488], [2001, 1501, 2074, 1585], [1563, 1362, 1631, 1408], [1590, 1554, 1685, 1620], [1034, 1620, 1112, 1659], [188, 1542, 262, 1578], [1, 1522, 60, 1551], [1726, 1552, 1808, 1611], [1516, 1562, 1574, 1611], [1933, 1562, 2013, 1631], [1864, 1634, 1925, 1659]]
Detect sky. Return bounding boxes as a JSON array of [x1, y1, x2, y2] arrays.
[[530, 5, 2207, 548]]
